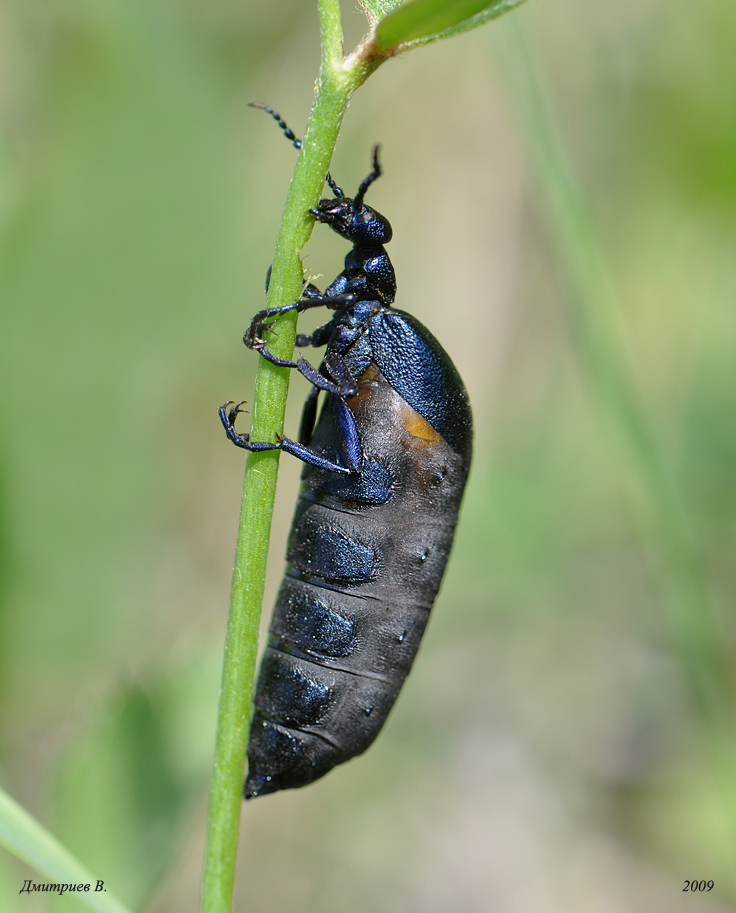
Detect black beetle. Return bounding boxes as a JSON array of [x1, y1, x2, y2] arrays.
[[220, 107, 472, 798]]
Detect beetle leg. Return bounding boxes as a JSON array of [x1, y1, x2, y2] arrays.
[[281, 393, 362, 473], [219, 399, 355, 474], [218, 401, 278, 452], [244, 294, 355, 366], [324, 269, 368, 301], [295, 351, 357, 398], [244, 297, 328, 351], [221, 400, 248, 424], [298, 361, 363, 471], [331, 395, 363, 472], [275, 396, 361, 474], [274, 435, 352, 473], [249, 347, 299, 369], [293, 358, 339, 391], [295, 319, 337, 349], [298, 384, 320, 445], [296, 361, 363, 471], [301, 282, 323, 299], [247, 291, 356, 346], [323, 350, 359, 396]]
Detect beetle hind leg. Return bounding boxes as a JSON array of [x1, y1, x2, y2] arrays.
[[218, 399, 355, 474], [219, 401, 279, 453]]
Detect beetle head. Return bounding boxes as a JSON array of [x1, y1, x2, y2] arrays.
[[311, 145, 392, 249], [312, 198, 392, 248]]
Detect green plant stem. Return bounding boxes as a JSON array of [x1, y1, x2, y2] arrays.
[[199, 4, 378, 912]]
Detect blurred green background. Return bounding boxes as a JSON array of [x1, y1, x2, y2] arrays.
[[2, 0, 735, 911]]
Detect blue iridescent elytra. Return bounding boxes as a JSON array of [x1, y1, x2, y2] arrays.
[[220, 104, 472, 798]]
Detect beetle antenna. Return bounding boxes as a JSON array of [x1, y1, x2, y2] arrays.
[[248, 102, 301, 150], [353, 145, 382, 210], [325, 173, 345, 198], [249, 102, 344, 198]]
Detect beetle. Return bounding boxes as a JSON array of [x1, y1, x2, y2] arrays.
[[220, 106, 473, 798]]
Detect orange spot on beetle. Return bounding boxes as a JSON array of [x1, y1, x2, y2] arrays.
[[400, 403, 443, 442]]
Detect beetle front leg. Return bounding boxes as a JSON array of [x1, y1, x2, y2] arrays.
[[244, 297, 341, 368], [245, 294, 356, 365]]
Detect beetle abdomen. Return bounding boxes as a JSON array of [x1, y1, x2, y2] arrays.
[[245, 361, 471, 798]]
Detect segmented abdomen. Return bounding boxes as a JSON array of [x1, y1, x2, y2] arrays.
[[245, 364, 470, 798]]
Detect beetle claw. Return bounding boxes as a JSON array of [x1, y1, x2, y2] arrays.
[[230, 401, 248, 421], [245, 318, 278, 350], [221, 400, 248, 428]]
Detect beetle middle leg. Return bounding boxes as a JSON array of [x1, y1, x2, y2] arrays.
[[292, 351, 358, 398]]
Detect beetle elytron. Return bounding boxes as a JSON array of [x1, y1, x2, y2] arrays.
[[220, 105, 472, 798]]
